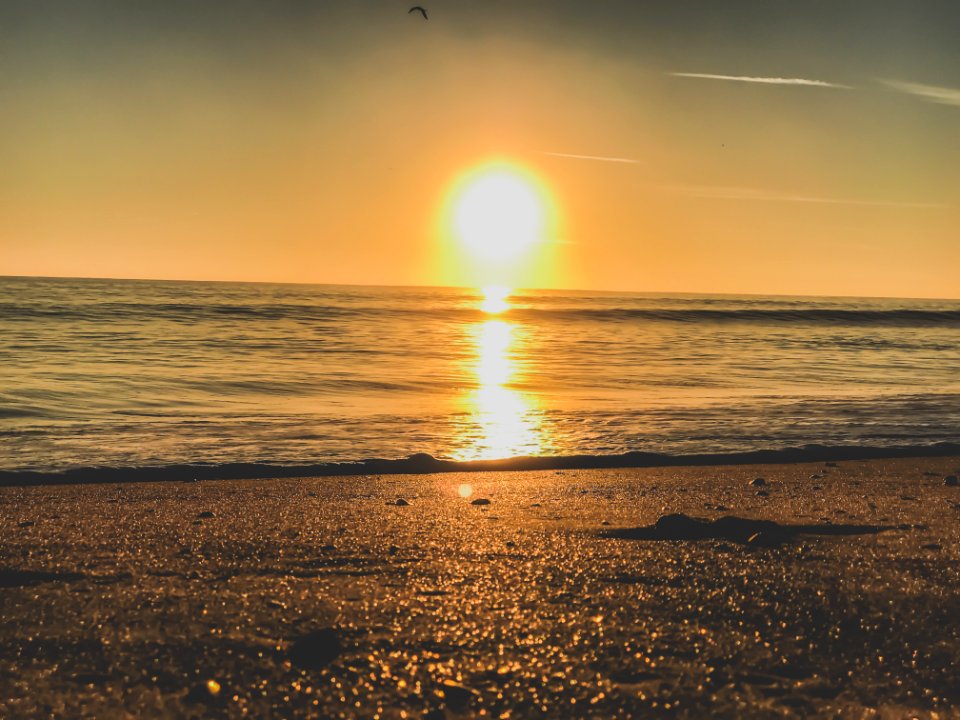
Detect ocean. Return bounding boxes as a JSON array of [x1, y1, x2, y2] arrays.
[[2, 276, 959, 476]]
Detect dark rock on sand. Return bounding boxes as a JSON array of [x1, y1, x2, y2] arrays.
[[393, 498, 410, 506], [471, 498, 491, 506], [17, 520, 35, 528], [602, 513, 892, 546], [197, 511, 214, 519], [288, 628, 343, 669], [750, 478, 766, 487], [945, 475, 959, 486], [756, 490, 770, 497], [439, 679, 478, 710]]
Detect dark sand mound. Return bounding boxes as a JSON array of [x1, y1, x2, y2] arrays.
[[602, 513, 892, 545]]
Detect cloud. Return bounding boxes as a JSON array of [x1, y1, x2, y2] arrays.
[[879, 79, 960, 107], [541, 151, 639, 164], [669, 72, 851, 89], [669, 185, 946, 209]]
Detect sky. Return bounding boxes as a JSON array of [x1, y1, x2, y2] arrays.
[[1, 0, 958, 298]]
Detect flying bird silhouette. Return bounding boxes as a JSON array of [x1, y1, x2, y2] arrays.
[[408, 6, 428, 20]]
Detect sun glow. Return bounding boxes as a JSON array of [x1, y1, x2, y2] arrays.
[[453, 168, 546, 263], [438, 161, 560, 290]]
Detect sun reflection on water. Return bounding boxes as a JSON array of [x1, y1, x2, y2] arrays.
[[456, 288, 544, 460], [479, 285, 511, 314]]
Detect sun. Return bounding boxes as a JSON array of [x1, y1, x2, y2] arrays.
[[451, 164, 547, 264]]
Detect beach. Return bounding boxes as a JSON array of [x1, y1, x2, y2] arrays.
[[2, 456, 958, 718]]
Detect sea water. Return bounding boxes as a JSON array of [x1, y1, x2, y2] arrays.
[[1, 276, 959, 473]]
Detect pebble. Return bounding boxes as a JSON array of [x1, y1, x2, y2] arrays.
[[756, 490, 770, 497], [288, 628, 343, 669], [471, 498, 491, 506], [393, 498, 410, 506], [750, 478, 766, 487], [197, 511, 214, 519], [438, 680, 477, 710], [944, 475, 959, 487], [18, 521, 35, 528]]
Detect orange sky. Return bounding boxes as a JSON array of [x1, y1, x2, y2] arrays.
[[1, 1, 958, 298]]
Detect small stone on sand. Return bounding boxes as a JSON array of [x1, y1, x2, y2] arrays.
[[288, 628, 343, 669], [197, 511, 214, 519], [439, 679, 477, 710], [471, 498, 491, 506], [393, 498, 410, 506], [944, 475, 959, 487], [750, 478, 766, 487]]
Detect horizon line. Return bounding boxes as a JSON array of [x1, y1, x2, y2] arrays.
[[1, 273, 957, 304]]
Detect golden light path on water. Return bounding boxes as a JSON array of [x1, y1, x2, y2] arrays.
[[455, 286, 545, 462]]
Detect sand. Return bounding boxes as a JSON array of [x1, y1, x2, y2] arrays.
[[1, 457, 959, 718]]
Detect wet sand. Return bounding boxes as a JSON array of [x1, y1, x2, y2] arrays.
[[2, 457, 959, 718]]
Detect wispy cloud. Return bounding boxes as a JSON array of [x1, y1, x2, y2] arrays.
[[541, 151, 640, 164], [669, 185, 946, 209], [879, 79, 960, 107], [670, 72, 851, 89]]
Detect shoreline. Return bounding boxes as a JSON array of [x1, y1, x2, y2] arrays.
[[3, 441, 960, 486]]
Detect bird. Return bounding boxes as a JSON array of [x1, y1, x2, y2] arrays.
[[408, 6, 428, 20]]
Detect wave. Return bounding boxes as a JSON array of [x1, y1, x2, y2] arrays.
[[2, 442, 958, 486], [4, 300, 960, 327], [524, 308, 960, 326]]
